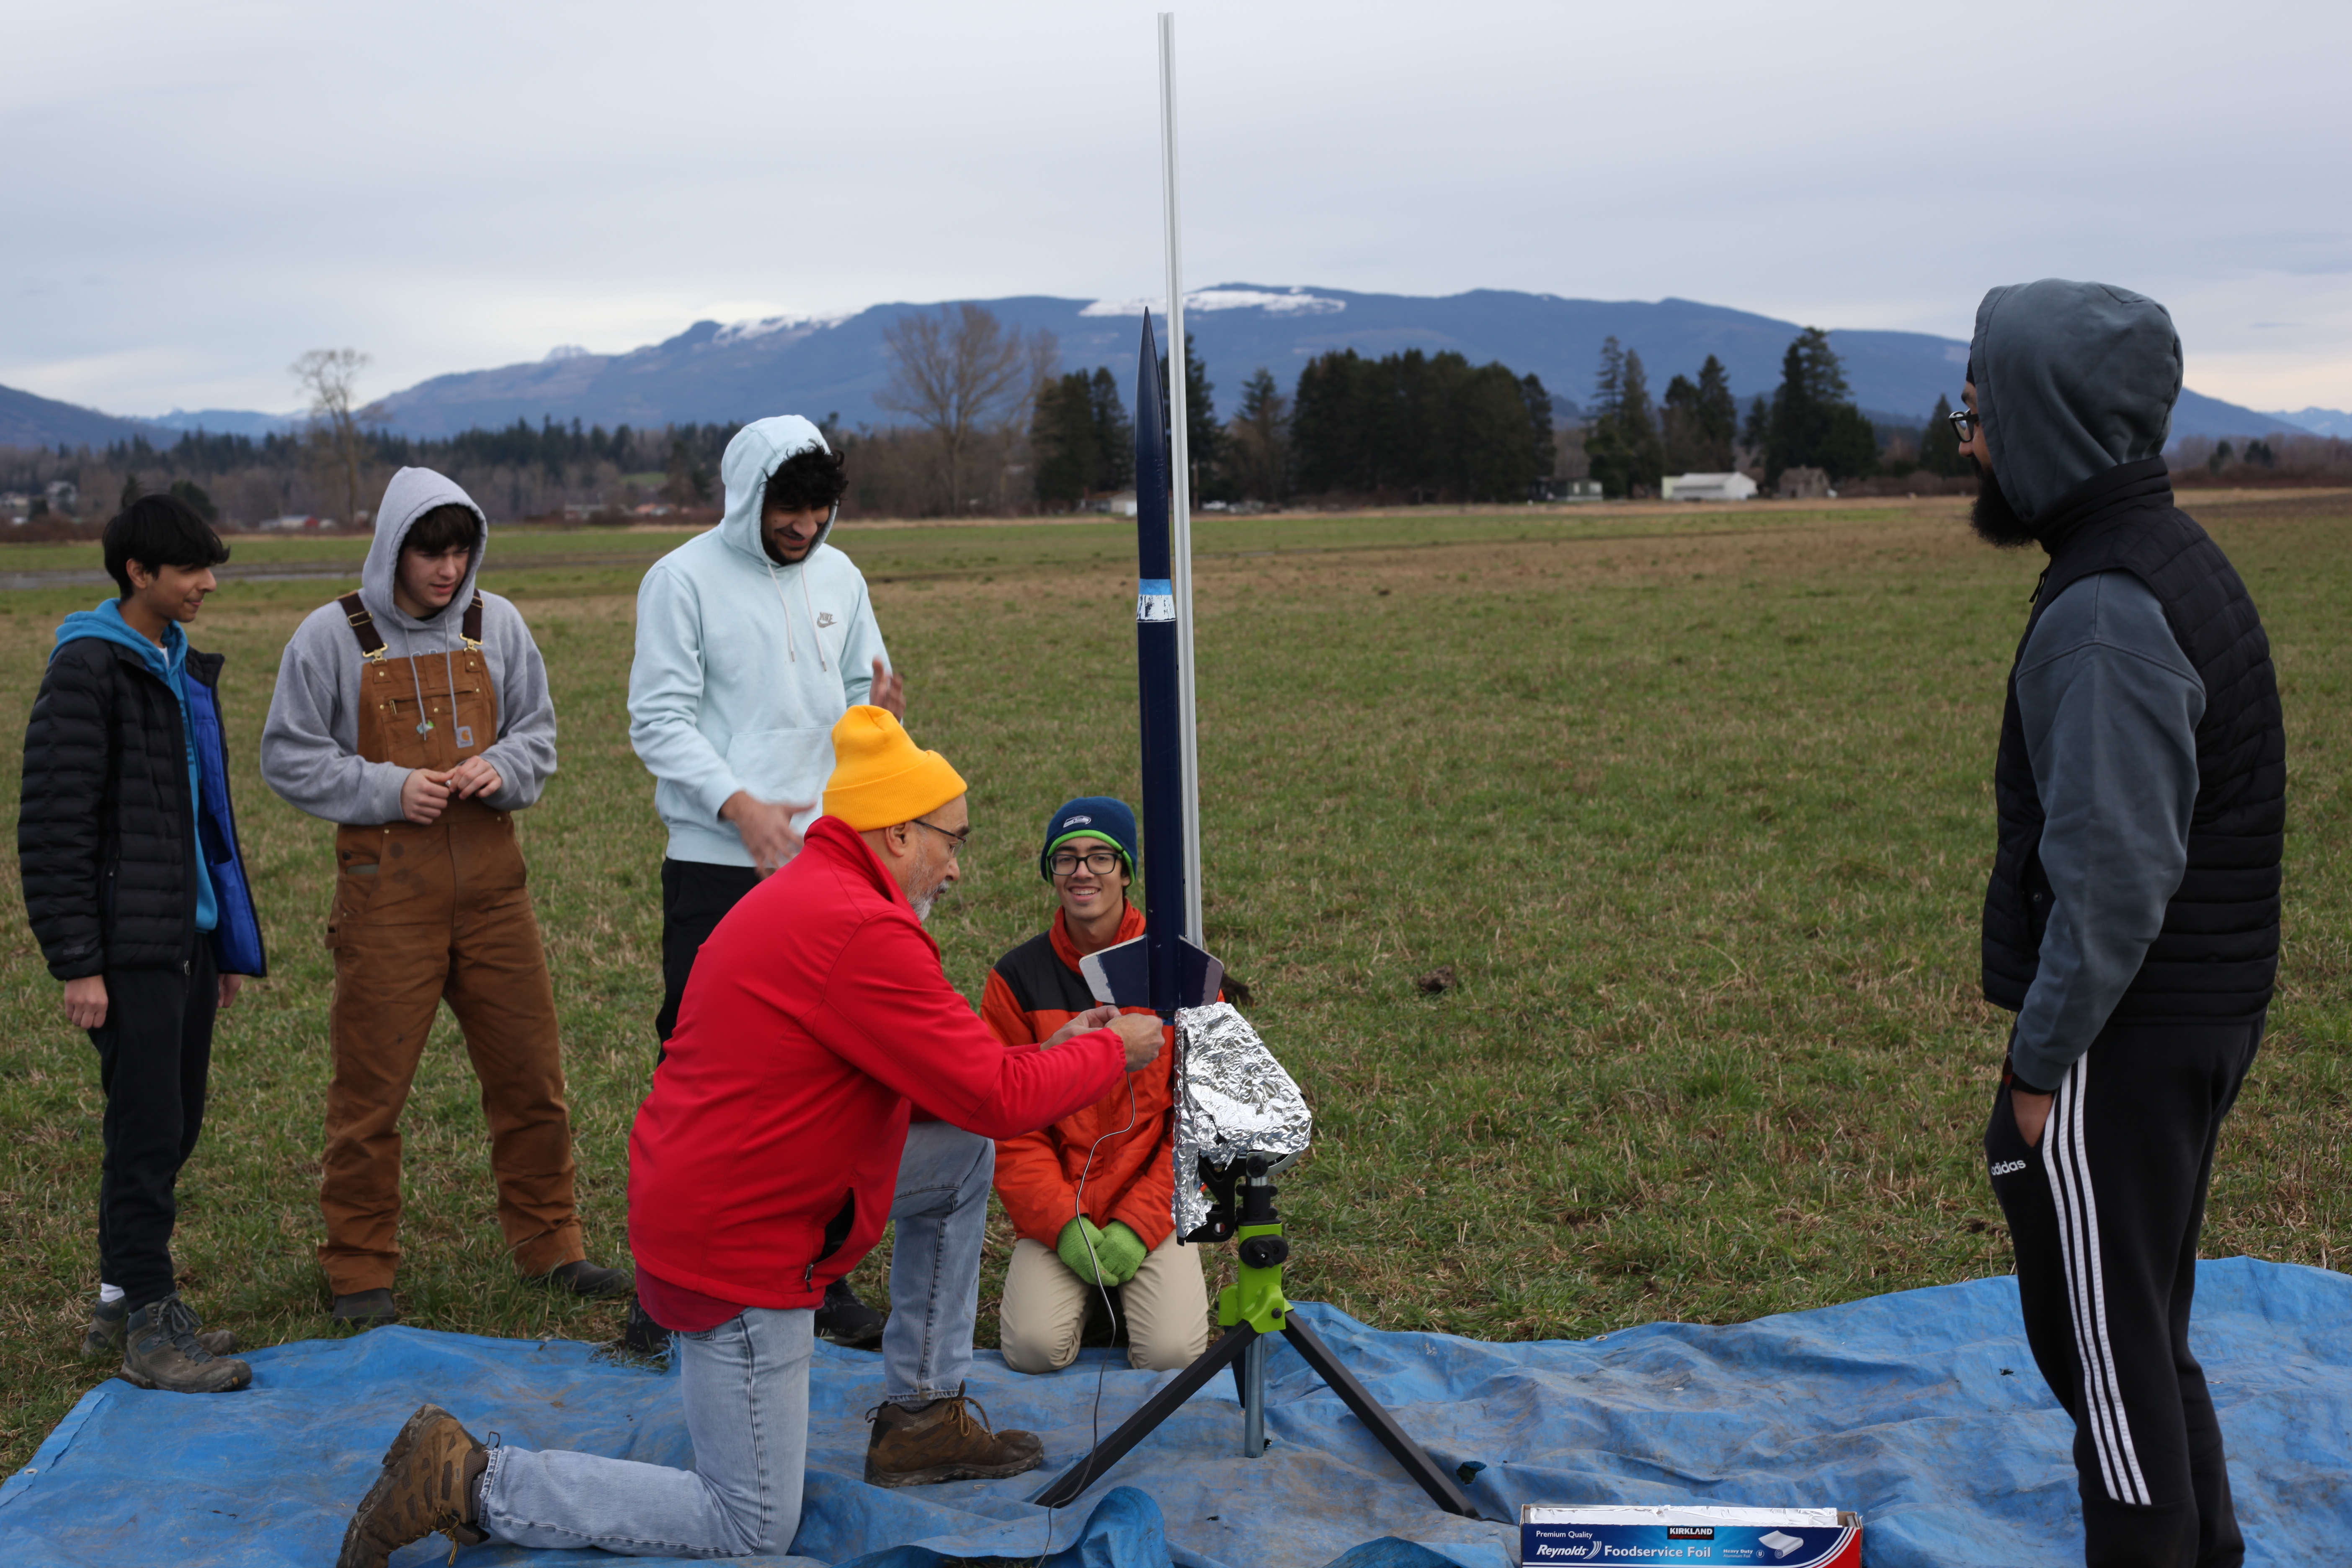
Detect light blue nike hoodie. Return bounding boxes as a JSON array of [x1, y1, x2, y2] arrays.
[[627, 416, 890, 867]]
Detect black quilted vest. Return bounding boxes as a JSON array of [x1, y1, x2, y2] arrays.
[[1981, 457, 2283, 1020]]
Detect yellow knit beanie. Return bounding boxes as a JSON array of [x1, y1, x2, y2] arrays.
[[822, 706, 968, 830]]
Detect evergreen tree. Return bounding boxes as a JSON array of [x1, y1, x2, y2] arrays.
[[664, 436, 712, 504], [1288, 348, 1548, 500], [1158, 331, 1225, 501], [1031, 368, 1134, 508], [1291, 349, 1377, 495], [1694, 355, 1738, 468], [1617, 350, 1666, 495], [1765, 327, 1879, 484], [1741, 395, 1770, 454], [167, 478, 219, 523], [1523, 374, 1557, 486], [1584, 337, 1632, 498], [1918, 394, 1963, 477], [1031, 371, 1101, 510], [1661, 374, 1706, 473], [1087, 368, 1134, 493], [1227, 367, 1292, 500]]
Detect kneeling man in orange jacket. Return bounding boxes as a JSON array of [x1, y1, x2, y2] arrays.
[[337, 707, 1163, 1568]]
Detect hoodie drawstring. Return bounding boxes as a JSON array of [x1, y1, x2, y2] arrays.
[[800, 569, 828, 674], [398, 621, 467, 741], [763, 559, 828, 673]]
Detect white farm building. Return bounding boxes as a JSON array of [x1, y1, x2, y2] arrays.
[[1661, 472, 1759, 502]]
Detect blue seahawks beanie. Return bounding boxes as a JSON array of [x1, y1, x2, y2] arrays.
[[1039, 796, 1139, 881]]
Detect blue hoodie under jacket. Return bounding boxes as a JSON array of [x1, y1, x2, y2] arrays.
[[49, 600, 266, 975]]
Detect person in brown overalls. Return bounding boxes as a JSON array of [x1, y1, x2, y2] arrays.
[[262, 467, 626, 1326]]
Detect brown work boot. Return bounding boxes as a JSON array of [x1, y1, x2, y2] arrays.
[[120, 1293, 251, 1393], [864, 1385, 1044, 1488], [336, 1403, 490, 1568], [84, 1295, 235, 1360]]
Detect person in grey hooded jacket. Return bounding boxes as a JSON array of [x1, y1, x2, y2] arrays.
[[263, 468, 628, 1326], [1962, 280, 2281, 1568]]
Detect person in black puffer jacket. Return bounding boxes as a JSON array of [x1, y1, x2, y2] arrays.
[[19, 493, 267, 1395], [1961, 281, 2278, 1568]]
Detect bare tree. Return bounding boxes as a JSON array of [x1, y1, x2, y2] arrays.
[[877, 304, 1048, 513], [291, 348, 376, 526]]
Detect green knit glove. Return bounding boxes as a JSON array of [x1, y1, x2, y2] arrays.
[[1094, 1221, 1147, 1284], [1056, 1217, 1111, 1283], [1055, 1218, 1148, 1285]]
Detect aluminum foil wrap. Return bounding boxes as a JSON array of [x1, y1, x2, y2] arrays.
[[1171, 1002, 1313, 1239]]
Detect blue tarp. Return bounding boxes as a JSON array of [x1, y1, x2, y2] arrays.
[[3, 1258, 2346, 1567]]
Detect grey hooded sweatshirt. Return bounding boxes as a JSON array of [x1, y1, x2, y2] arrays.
[[261, 467, 558, 825], [1971, 281, 2204, 1089]]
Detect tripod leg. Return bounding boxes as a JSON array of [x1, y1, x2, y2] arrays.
[[1242, 1335, 1268, 1457], [1029, 1323, 1259, 1509], [1279, 1317, 1483, 1518]]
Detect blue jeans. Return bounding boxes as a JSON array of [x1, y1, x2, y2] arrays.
[[478, 1121, 994, 1556], [880, 1119, 993, 1407]]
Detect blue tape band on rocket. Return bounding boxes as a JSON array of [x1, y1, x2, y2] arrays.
[[1137, 577, 1176, 622]]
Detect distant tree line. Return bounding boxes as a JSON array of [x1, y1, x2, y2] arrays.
[[1028, 332, 1556, 511], [80, 307, 2352, 527]]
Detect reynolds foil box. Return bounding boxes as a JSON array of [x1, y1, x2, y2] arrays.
[[1519, 1505, 1861, 1567]]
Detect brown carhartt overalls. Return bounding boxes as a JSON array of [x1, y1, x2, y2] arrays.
[[317, 592, 583, 1294]]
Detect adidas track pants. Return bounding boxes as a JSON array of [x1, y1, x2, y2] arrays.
[[1986, 1017, 2262, 1568]]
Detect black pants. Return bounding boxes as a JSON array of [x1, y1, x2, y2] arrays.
[[655, 858, 762, 1048], [1986, 1017, 2262, 1568], [91, 944, 220, 1311]]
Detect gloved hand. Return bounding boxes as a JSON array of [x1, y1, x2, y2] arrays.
[[1056, 1217, 1148, 1285], [1094, 1221, 1147, 1284]]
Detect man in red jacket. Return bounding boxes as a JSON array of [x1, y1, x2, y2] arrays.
[[338, 707, 1162, 1568]]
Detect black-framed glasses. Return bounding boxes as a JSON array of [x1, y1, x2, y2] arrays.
[[913, 818, 970, 857], [1947, 407, 1981, 442], [1049, 849, 1125, 877]]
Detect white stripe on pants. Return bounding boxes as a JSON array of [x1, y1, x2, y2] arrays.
[[2044, 1054, 2151, 1506]]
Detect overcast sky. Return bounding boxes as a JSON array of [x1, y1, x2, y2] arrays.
[[6, 0, 2348, 418]]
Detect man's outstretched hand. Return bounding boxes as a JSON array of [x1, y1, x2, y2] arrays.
[[1043, 1005, 1122, 1049], [722, 791, 810, 876], [1044, 1008, 1165, 1069], [1107, 1014, 1165, 1070], [870, 658, 905, 720]]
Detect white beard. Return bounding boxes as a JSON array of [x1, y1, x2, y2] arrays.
[[907, 872, 952, 923]]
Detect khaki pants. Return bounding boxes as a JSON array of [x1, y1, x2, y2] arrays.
[[1000, 1231, 1209, 1374]]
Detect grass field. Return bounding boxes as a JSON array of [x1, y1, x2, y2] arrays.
[[2, 492, 2346, 1473]]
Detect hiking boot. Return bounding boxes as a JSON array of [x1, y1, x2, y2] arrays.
[[621, 1295, 668, 1356], [120, 1293, 252, 1393], [542, 1259, 630, 1299], [333, 1289, 400, 1328], [864, 1386, 1043, 1487], [83, 1296, 235, 1360], [816, 1277, 886, 1349], [338, 1403, 489, 1568]]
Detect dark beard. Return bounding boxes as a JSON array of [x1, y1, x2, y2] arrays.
[[1967, 456, 2037, 549]]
